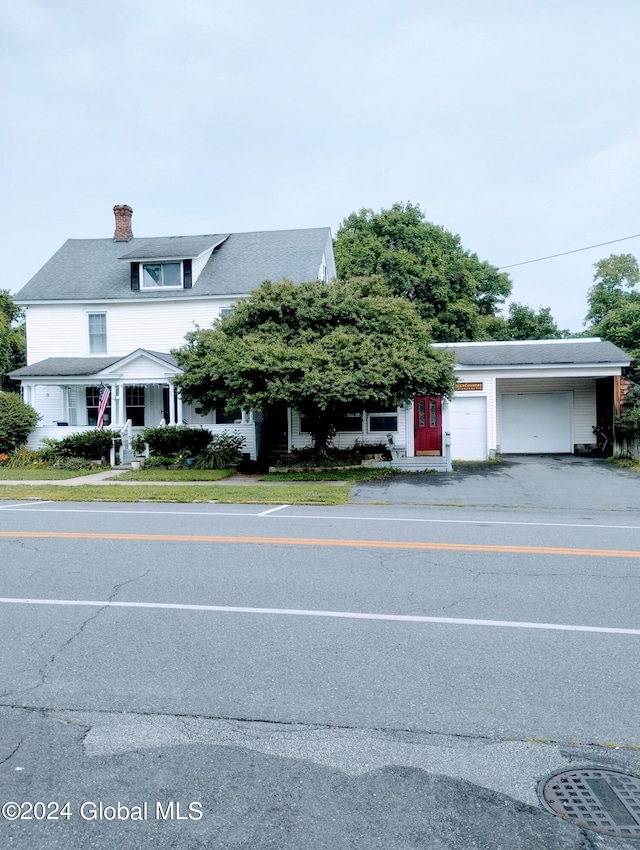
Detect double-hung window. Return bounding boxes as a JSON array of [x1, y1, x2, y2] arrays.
[[126, 386, 145, 426], [86, 386, 111, 426], [88, 313, 107, 353]]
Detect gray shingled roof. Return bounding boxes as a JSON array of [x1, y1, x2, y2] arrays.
[[16, 228, 332, 302], [116, 235, 229, 260], [9, 357, 122, 378], [437, 339, 630, 367], [9, 349, 178, 378]]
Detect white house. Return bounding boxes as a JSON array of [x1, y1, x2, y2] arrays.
[[10, 205, 336, 461], [10, 206, 630, 468]]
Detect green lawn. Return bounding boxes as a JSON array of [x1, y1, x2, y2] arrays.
[[0, 468, 98, 480], [114, 468, 235, 482], [261, 468, 397, 482], [0, 483, 351, 505]]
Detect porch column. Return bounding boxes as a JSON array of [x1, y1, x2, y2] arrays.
[[111, 383, 123, 427], [168, 383, 176, 425], [175, 388, 183, 425]]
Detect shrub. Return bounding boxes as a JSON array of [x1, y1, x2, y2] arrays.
[[194, 432, 245, 469], [51, 457, 94, 470], [131, 425, 213, 457], [616, 385, 640, 439], [39, 429, 120, 461], [276, 442, 390, 467], [0, 393, 39, 453], [5, 445, 42, 468], [142, 456, 178, 469]]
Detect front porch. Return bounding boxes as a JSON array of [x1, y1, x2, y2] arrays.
[[11, 349, 261, 462]]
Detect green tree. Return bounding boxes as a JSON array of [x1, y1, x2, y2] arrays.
[[0, 290, 26, 391], [586, 253, 640, 326], [173, 278, 456, 455], [585, 253, 640, 378], [334, 202, 512, 341], [482, 302, 567, 341], [0, 392, 39, 453]]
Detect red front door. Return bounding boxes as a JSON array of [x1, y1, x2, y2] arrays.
[[414, 396, 442, 455]]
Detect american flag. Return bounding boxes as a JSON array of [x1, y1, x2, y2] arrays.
[[96, 383, 110, 429]]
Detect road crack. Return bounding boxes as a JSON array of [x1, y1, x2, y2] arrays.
[[4, 569, 150, 701]]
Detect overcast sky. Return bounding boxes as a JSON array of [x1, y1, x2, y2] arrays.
[[2, 0, 639, 332]]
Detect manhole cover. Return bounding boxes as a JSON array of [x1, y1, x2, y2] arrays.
[[538, 768, 640, 838]]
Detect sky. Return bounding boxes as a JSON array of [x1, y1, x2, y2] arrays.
[[1, 0, 639, 333]]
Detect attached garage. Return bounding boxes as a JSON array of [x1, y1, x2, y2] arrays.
[[501, 392, 573, 454], [449, 396, 488, 460]]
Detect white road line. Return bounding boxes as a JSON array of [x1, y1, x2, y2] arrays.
[[258, 505, 291, 516], [1, 596, 639, 635], [0, 507, 267, 517], [2, 504, 640, 531], [0, 501, 53, 510]]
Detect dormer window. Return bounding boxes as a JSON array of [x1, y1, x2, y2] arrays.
[[130, 259, 192, 290], [142, 262, 182, 288]]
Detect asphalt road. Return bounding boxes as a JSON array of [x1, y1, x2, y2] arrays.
[[0, 498, 639, 849]]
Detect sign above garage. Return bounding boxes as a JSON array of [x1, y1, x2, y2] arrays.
[[455, 382, 483, 391]]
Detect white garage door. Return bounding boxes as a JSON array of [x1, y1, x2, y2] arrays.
[[501, 392, 572, 454], [450, 396, 487, 460]]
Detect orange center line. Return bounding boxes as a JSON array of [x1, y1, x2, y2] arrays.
[[0, 530, 638, 558]]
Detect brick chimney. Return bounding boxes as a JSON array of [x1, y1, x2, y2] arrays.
[[113, 204, 133, 241]]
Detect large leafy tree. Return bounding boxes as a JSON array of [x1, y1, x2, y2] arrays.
[[173, 277, 456, 454], [586, 253, 640, 326], [334, 202, 512, 341], [585, 254, 640, 377], [0, 289, 26, 391], [481, 302, 568, 341], [583, 253, 640, 442]]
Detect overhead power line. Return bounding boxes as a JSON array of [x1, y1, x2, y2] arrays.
[[499, 233, 640, 270]]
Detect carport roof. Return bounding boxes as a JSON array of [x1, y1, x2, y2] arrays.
[[434, 338, 630, 367]]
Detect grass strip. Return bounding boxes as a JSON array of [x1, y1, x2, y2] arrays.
[[0, 483, 350, 505], [0, 469, 99, 480], [115, 468, 234, 482], [262, 468, 397, 482]]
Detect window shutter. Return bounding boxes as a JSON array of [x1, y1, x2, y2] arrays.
[[183, 259, 193, 289], [130, 262, 140, 291]]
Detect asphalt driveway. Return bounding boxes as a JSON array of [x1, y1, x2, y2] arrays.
[[352, 454, 640, 511]]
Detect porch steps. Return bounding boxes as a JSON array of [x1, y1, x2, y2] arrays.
[[120, 447, 136, 464]]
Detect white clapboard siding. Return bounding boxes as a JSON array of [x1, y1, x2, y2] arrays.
[[25, 300, 233, 363], [495, 377, 596, 449]]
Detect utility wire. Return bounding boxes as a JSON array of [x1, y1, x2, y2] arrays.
[[499, 233, 640, 269]]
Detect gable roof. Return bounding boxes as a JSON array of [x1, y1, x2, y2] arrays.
[[16, 228, 333, 303], [434, 338, 630, 367]]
